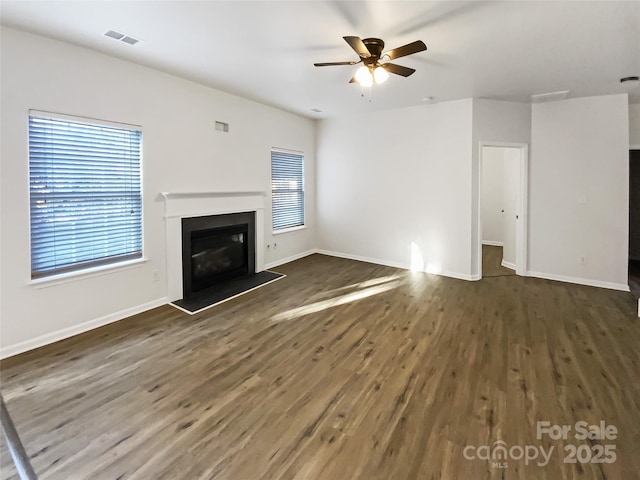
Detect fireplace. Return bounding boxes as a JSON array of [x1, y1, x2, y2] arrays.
[[181, 211, 255, 299], [161, 191, 274, 309]]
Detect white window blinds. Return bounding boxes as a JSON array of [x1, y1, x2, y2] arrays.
[[29, 113, 143, 279], [271, 149, 304, 231]]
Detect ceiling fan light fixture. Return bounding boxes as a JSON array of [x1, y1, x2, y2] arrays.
[[314, 36, 426, 89], [374, 66, 389, 84], [355, 66, 373, 87]]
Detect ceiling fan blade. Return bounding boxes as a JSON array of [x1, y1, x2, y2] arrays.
[[314, 61, 358, 67], [343, 36, 371, 59], [385, 40, 427, 60], [382, 63, 416, 77]]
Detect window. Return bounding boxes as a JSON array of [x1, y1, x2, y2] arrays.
[[271, 149, 304, 231], [29, 112, 142, 279]]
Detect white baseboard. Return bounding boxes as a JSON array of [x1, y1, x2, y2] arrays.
[[527, 271, 630, 292], [0, 297, 169, 359], [263, 249, 317, 270], [443, 271, 479, 281], [482, 241, 504, 247], [316, 249, 407, 270], [315, 249, 476, 281], [501, 259, 516, 270]]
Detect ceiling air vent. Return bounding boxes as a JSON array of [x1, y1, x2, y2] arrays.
[[530, 90, 569, 103], [121, 36, 139, 46], [104, 30, 140, 46], [104, 30, 124, 40]]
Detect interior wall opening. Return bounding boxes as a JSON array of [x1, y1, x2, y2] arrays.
[[628, 149, 640, 300], [478, 143, 529, 279]]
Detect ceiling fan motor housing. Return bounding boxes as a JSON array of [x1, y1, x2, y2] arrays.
[[362, 38, 385, 66]]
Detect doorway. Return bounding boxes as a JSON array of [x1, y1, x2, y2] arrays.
[[478, 143, 529, 279], [628, 149, 640, 297]]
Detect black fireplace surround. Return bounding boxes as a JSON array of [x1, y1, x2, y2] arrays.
[[181, 211, 255, 299]]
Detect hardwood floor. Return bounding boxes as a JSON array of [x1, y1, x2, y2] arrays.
[[482, 244, 516, 277], [1, 253, 639, 479]]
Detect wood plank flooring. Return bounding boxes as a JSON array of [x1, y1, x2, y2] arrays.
[[482, 245, 516, 278], [1, 253, 639, 479]]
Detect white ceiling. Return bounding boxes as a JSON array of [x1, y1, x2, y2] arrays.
[[1, 1, 639, 118]]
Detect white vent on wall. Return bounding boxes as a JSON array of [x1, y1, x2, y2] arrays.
[[531, 90, 570, 103], [215, 121, 229, 133], [104, 30, 140, 46]]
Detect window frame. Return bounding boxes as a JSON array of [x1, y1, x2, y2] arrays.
[[271, 148, 305, 233], [28, 110, 144, 281]]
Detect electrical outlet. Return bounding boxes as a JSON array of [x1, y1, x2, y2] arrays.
[[580, 255, 587, 265], [152, 269, 160, 282]]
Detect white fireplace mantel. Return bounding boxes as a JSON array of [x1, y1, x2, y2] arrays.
[[160, 190, 265, 200], [161, 190, 266, 301]]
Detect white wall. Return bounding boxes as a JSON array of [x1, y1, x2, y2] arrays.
[[481, 148, 505, 245], [316, 99, 474, 279], [529, 94, 629, 289], [472, 99, 531, 277], [0, 27, 316, 356], [631, 104, 640, 146]]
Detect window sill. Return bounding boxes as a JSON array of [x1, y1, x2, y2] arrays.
[[273, 225, 307, 235], [30, 257, 149, 289]]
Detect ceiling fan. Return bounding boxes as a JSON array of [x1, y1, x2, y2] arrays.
[[314, 36, 427, 86]]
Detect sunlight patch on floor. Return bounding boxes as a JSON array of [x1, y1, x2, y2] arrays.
[[271, 279, 401, 323], [304, 274, 402, 303]]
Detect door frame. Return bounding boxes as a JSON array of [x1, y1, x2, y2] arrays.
[[477, 142, 529, 277], [628, 145, 640, 263]]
